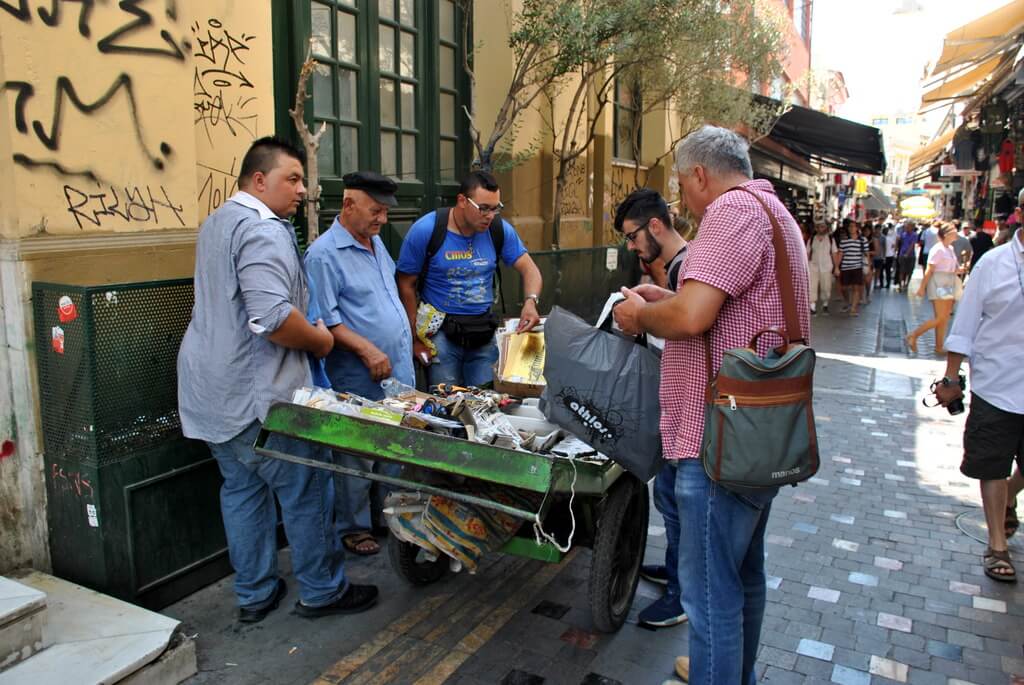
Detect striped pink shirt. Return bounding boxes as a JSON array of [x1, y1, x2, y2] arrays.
[[660, 180, 811, 459]]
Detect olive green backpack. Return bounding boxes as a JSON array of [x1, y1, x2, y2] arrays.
[[700, 186, 819, 493]]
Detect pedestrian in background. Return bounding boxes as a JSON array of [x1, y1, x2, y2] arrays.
[[837, 221, 867, 316], [863, 223, 880, 304], [919, 220, 940, 276], [882, 224, 897, 288], [906, 225, 960, 355], [896, 221, 918, 291], [807, 221, 837, 314], [614, 125, 810, 685]]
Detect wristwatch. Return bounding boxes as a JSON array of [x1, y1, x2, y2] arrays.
[[525, 293, 540, 306]]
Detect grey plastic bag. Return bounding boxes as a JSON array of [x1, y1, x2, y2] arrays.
[[539, 306, 664, 481]]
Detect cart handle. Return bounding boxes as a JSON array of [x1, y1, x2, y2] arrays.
[[254, 431, 544, 522]]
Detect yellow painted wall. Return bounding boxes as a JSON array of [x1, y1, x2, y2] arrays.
[[0, 0, 275, 239], [190, 1, 276, 223]]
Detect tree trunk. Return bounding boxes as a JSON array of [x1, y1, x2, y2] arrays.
[[551, 168, 567, 249]]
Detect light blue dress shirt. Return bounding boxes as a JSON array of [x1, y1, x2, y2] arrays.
[[178, 192, 311, 443], [305, 218, 414, 400], [945, 230, 1024, 414]]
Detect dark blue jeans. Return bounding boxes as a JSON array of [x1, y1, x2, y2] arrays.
[[427, 329, 498, 387], [653, 461, 681, 601], [676, 459, 777, 685], [207, 421, 348, 609]]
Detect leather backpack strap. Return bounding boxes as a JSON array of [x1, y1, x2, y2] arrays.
[[727, 185, 805, 345]]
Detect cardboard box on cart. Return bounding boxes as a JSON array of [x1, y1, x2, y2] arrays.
[[493, 319, 546, 398]]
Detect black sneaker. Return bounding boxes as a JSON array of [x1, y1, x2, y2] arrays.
[[293, 583, 379, 618], [640, 564, 670, 586], [238, 578, 287, 624]]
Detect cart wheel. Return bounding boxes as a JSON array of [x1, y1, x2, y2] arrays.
[[588, 474, 649, 632], [388, 536, 449, 586]]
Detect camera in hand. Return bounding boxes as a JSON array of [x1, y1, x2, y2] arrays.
[[928, 374, 967, 415]]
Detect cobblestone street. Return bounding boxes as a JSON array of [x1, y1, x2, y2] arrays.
[[170, 283, 1023, 685]]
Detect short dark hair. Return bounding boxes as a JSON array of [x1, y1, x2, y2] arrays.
[[613, 188, 670, 233], [458, 170, 500, 197], [238, 136, 306, 186]]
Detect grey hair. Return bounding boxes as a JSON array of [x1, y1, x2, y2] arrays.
[[674, 125, 753, 179]]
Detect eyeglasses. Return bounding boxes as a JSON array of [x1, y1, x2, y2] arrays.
[[623, 219, 651, 244], [465, 196, 504, 215]]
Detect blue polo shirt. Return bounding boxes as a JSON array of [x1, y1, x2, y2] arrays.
[[305, 219, 414, 400], [396, 210, 528, 315]]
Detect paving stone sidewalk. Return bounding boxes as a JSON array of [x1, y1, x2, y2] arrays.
[[171, 284, 1023, 685]]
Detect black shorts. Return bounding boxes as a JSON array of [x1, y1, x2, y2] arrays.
[[961, 393, 1024, 481], [840, 268, 863, 286]]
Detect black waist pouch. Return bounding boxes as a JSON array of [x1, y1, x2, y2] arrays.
[[441, 312, 499, 349]]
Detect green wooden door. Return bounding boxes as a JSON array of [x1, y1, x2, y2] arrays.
[[273, 0, 472, 255]]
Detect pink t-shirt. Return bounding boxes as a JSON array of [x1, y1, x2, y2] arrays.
[[659, 180, 811, 460], [926, 243, 957, 272]]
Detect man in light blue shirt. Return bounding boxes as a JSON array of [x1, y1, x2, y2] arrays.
[[937, 219, 1024, 582], [178, 137, 378, 621], [305, 171, 410, 556]]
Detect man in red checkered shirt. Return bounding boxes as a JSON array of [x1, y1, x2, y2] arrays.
[[615, 125, 810, 685]]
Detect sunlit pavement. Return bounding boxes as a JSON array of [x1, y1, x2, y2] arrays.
[[168, 277, 1023, 685]]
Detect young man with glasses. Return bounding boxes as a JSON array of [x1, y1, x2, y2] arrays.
[[397, 171, 543, 387], [614, 188, 689, 630]]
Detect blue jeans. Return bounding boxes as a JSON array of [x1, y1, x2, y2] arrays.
[[207, 421, 347, 609], [653, 461, 681, 601], [675, 459, 777, 685], [331, 452, 403, 536], [427, 328, 499, 387]]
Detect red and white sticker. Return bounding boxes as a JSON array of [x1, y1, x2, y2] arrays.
[[58, 295, 78, 323], [51, 326, 65, 355]]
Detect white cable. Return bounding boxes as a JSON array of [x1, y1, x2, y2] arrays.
[[532, 458, 577, 553]]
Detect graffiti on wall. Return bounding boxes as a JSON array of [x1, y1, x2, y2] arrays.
[[63, 183, 186, 229], [561, 157, 589, 217], [1, 0, 196, 231], [192, 17, 259, 144], [197, 157, 238, 216]]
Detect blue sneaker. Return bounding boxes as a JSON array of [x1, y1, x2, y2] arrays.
[[640, 564, 669, 586], [638, 594, 687, 628]]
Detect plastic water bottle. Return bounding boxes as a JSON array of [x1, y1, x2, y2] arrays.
[[381, 377, 417, 398]]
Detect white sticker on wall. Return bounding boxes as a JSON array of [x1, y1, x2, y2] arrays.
[[86, 504, 99, 528], [605, 247, 618, 271]]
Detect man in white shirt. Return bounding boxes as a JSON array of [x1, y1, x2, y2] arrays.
[[807, 221, 837, 313], [882, 224, 898, 288], [937, 218, 1024, 583]]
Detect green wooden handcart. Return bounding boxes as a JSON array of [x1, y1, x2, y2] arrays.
[[255, 402, 649, 632]]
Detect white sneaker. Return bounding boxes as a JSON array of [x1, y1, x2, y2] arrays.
[[810, 304, 816, 314]]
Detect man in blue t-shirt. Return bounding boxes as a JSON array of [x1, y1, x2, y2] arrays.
[[397, 171, 543, 387]]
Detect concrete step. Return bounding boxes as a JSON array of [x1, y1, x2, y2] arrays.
[[0, 572, 196, 685], [0, 577, 49, 671]]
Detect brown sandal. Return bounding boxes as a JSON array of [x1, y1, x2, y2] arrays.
[[343, 532, 380, 556], [983, 547, 1016, 583], [1007, 503, 1019, 539]]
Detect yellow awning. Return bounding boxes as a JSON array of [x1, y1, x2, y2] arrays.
[[931, 0, 1024, 75], [921, 54, 1005, 104], [908, 129, 955, 171]]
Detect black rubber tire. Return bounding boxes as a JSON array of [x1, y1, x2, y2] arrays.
[[387, 536, 449, 586], [588, 474, 649, 632]]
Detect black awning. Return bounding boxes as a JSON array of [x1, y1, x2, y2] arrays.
[[760, 98, 887, 175]]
